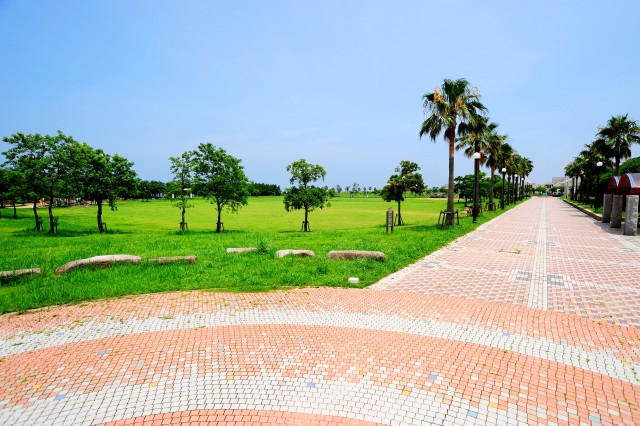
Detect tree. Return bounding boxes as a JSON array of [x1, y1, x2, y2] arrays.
[[283, 159, 329, 232], [484, 132, 507, 208], [419, 78, 487, 224], [168, 151, 195, 230], [191, 143, 249, 233], [456, 115, 498, 214], [380, 161, 425, 225], [596, 114, 640, 175], [2, 131, 77, 234], [247, 182, 282, 196], [350, 182, 360, 197], [71, 143, 137, 233], [335, 184, 342, 195]]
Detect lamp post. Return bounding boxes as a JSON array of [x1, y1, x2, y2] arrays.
[[501, 167, 506, 209], [472, 151, 481, 223], [595, 161, 603, 210]]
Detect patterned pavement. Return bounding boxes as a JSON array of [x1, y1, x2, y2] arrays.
[[1, 197, 640, 425]]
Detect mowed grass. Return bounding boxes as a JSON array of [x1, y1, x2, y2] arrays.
[[0, 196, 513, 313]]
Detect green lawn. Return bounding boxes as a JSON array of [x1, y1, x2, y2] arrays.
[[0, 196, 514, 313]]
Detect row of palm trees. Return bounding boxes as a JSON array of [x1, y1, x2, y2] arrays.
[[564, 114, 640, 203], [418, 78, 533, 225]]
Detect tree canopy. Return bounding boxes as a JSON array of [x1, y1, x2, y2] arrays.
[[380, 161, 424, 225], [191, 143, 249, 233], [419, 78, 487, 225], [71, 143, 137, 232], [283, 159, 329, 232]]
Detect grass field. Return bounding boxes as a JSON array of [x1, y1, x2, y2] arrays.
[[0, 196, 515, 313]]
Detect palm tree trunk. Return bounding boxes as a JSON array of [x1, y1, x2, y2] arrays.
[[447, 128, 456, 225], [489, 168, 495, 208]]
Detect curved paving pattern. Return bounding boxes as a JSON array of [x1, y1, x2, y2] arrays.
[[1, 197, 640, 425]]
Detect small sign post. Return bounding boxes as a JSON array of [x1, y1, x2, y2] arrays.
[[386, 207, 394, 233]]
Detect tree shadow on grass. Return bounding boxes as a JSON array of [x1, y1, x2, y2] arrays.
[[170, 229, 247, 236], [12, 229, 133, 238]]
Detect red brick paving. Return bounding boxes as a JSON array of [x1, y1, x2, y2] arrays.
[[1, 197, 639, 425]]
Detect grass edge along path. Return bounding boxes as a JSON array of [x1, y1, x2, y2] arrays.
[[0, 196, 523, 313]]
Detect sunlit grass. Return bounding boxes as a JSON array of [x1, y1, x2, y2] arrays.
[[0, 196, 517, 313]]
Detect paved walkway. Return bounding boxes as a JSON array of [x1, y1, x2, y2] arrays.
[[1, 197, 639, 425]]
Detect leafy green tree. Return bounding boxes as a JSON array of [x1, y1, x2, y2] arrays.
[[454, 175, 474, 204], [71, 143, 137, 233], [2, 131, 77, 234], [596, 114, 640, 175], [0, 168, 11, 217], [0, 168, 20, 218], [620, 157, 640, 174], [419, 78, 487, 224], [136, 180, 167, 200], [380, 161, 425, 225], [248, 182, 282, 196], [168, 151, 195, 230], [283, 159, 329, 232], [350, 182, 360, 197], [191, 143, 249, 233]]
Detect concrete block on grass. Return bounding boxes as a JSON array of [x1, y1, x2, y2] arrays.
[[327, 250, 386, 261], [148, 256, 197, 264], [1, 268, 41, 283], [275, 250, 315, 258], [226, 248, 258, 254], [55, 255, 141, 275]]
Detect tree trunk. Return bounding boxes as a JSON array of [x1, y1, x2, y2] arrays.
[[446, 127, 456, 225], [473, 147, 480, 222], [397, 201, 403, 225], [33, 199, 41, 231], [303, 207, 309, 231], [489, 168, 495, 208], [216, 201, 222, 233], [615, 158, 620, 176], [13, 201, 17, 218], [48, 190, 55, 235], [181, 206, 186, 224], [97, 199, 104, 233]]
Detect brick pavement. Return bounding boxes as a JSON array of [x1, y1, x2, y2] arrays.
[[1, 197, 639, 425]]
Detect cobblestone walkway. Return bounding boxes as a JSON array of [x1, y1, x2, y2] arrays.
[[1, 197, 639, 425]]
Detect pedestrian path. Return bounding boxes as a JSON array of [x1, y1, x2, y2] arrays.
[[1, 197, 639, 425]]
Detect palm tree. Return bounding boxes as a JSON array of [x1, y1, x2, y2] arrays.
[[596, 114, 640, 175], [504, 149, 518, 204], [419, 78, 487, 224], [564, 161, 578, 200], [456, 116, 498, 214], [519, 157, 533, 199], [497, 142, 514, 204], [511, 154, 523, 201], [479, 131, 506, 209]]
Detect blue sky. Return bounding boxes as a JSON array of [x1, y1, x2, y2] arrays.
[[1, 1, 639, 189]]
